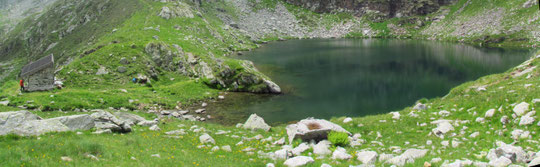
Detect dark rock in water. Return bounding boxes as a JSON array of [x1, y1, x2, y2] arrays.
[[117, 66, 127, 73]]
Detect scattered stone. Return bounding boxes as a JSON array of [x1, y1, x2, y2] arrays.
[[513, 102, 530, 116], [431, 120, 454, 137], [511, 129, 530, 140], [199, 133, 215, 144], [221, 145, 232, 152], [195, 109, 205, 114], [320, 164, 332, 167], [390, 112, 401, 120], [529, 156, 540, 166], [149, 125, 161, 131], [343, 117, 353, 123], [356, 150, 378, 164], [413, 103, 427, 110], [475, 117, 485, 123], [485, 109, 496, 118], [489, 157, 511, 167], [313, 140, 332, 155], [283, 156, 314, 167], [519, 111, 535, 126], [439, 110, 450, 117], [242, 114, 271, 131], [151, 154, 160, 158], [379, 153, 395, 162], [266, 163, 275, 167], [202, 103, 208, 107], [387, 149, 428, 166], [117, 66, 127, 73], [332, 147, 352, 160], [93, 129, 112, 134], [211, 146, 220, 152], [500, 116, 509, 125], [61, 156, 73, 162], [469, 132, 480, 138], [218, 95, 225, 99], [273, 137, 286, 145], [292, 143, 310, 156], [165, 129, 186, 135]]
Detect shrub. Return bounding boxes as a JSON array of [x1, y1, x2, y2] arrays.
[[328, 131, 349, 147]]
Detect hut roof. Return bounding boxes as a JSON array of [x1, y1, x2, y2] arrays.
[[21, 55, 54, 77]]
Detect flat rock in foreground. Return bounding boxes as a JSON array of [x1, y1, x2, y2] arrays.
[[286, 118, 350, 144]]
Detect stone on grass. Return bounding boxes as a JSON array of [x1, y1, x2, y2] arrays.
[[48, 114, 95, 130], [379, 153, 395, 162], [292, 143, 310, 156], [266, 163, 275, 167], [413, 103, 427, 110], [14, 119, 70, 136], [519, 112, 535, 126], [492, 141, 528, 163], [431, 120, 454, 137], [343, 117, 353, 123], [242, 114, 271, 131], [357, 151, 378, 164], [390, 112, 400, 120], [0, 111, 42, 135], [332, 147, 352, 160], [91, 110, 131, 133], [513, 102, 530, 116], [61, 156, 73, 162], [199, 133, 215, 144], [469, 132, 480, 138], [165, 129, 185, 135], [273, 137, 286, 145], [286, 118, 350, 144], [488, 157, 511, 167], [321, 164, 332, 167], [283, 156, 314, 167], [151, 154, 160, 158], [149, 125, 161, 131], [387, 149, 428, 166], [313, 140, 332, 155], [221, 145, 232, 152], [485, 109, 496, 118], [529, 156, 540, 166], [93, 129, 112, 134]]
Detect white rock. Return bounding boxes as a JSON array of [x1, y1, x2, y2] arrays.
[[473, 161, 489, 167], [61, 156, 73, 162], [221, 145, 232, 152], [390, 112, 401, 120], [356, 150, 378, 164], [529, 156, 540, 166], [266, 163, 275, 167], [431, 157, 442, 163], [313, 140, 332, 155], [199, 133, 215, 144], [441, 140, 449, 147], [494, 141, 528, 163], [218, 95, 225, 99], [413, 103, 427, 110], [511, 129, 530, 140], [519, 114, 535, 126], [432, 120, 454, 137], [151, 154, 160, 158], [513, 102, 530, 116], [292, 143, 310, 156], [273, 137, 286, 145], [320, 164, 332, 167], [469, 132, 480, 138], [242, 114, 271, 131], [485, 109, 496, 118], [488, 157, 511, 167], [379, 153, 395, 162], [426, 140, 433, 145], [149, 125, 161, 131], [283, 156, 314, 167], [439, 110, 450, 117], [211, 146, 220, 152], [331, 147, 352, 160], [387, 149, 428, 166], [475, 117, 485, 123], [343, 117, 353, 123], [451, 139, 461, 148]]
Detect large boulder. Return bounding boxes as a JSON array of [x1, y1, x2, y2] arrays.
[[513, 102, 530, 116], [90, 110, 132, 133], [487, 141, 528, 163], [242, 114, 271, 131], [12, 119, 70, 136], [47, 114, 95, 130], [286, 118, 350, 144], [0, 111, 42, 135], [113, 112, 147, 126]]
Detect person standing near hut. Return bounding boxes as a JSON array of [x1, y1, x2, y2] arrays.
[[19, 79, 25, 92]]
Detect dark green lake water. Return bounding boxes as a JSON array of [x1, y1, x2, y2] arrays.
[[206, 39, 533, 125]]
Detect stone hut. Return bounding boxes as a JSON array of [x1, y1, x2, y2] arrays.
[[20, 55, 55, 92]]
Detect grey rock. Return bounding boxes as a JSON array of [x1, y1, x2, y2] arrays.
[[493, 141, 528, 163], [263, 79, 281, 94], [332, 147, 352, 160], [199, 133, 215, 144], [431, 120, 454, 137], [485, 109, 495, 118], [313, 140, 332, 155], [357, 150, 378, 164], [488, 156, 511, 167], [529, 156, 540, 166], [0, 101, 9, 106], [413, 103, 427, 110], [243, 114, 271, 131], [117, 66, 127, 73], [48, 114, 94, 130], [165, 129, 185, 135], [292, 143, 310, 156], [93, 129, 112, 134], [221, 145, 232, 152], [513, 102, 530, 116], [387, 149, 428, 166], [14, 119, 70, 136], [283, 156, 314, 167], [0, 110, 42, 135], [286, 118, 350, 144], [149, 125, 161, 131], [90, 110, 131, 133], [113, 112, 147, 126]]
